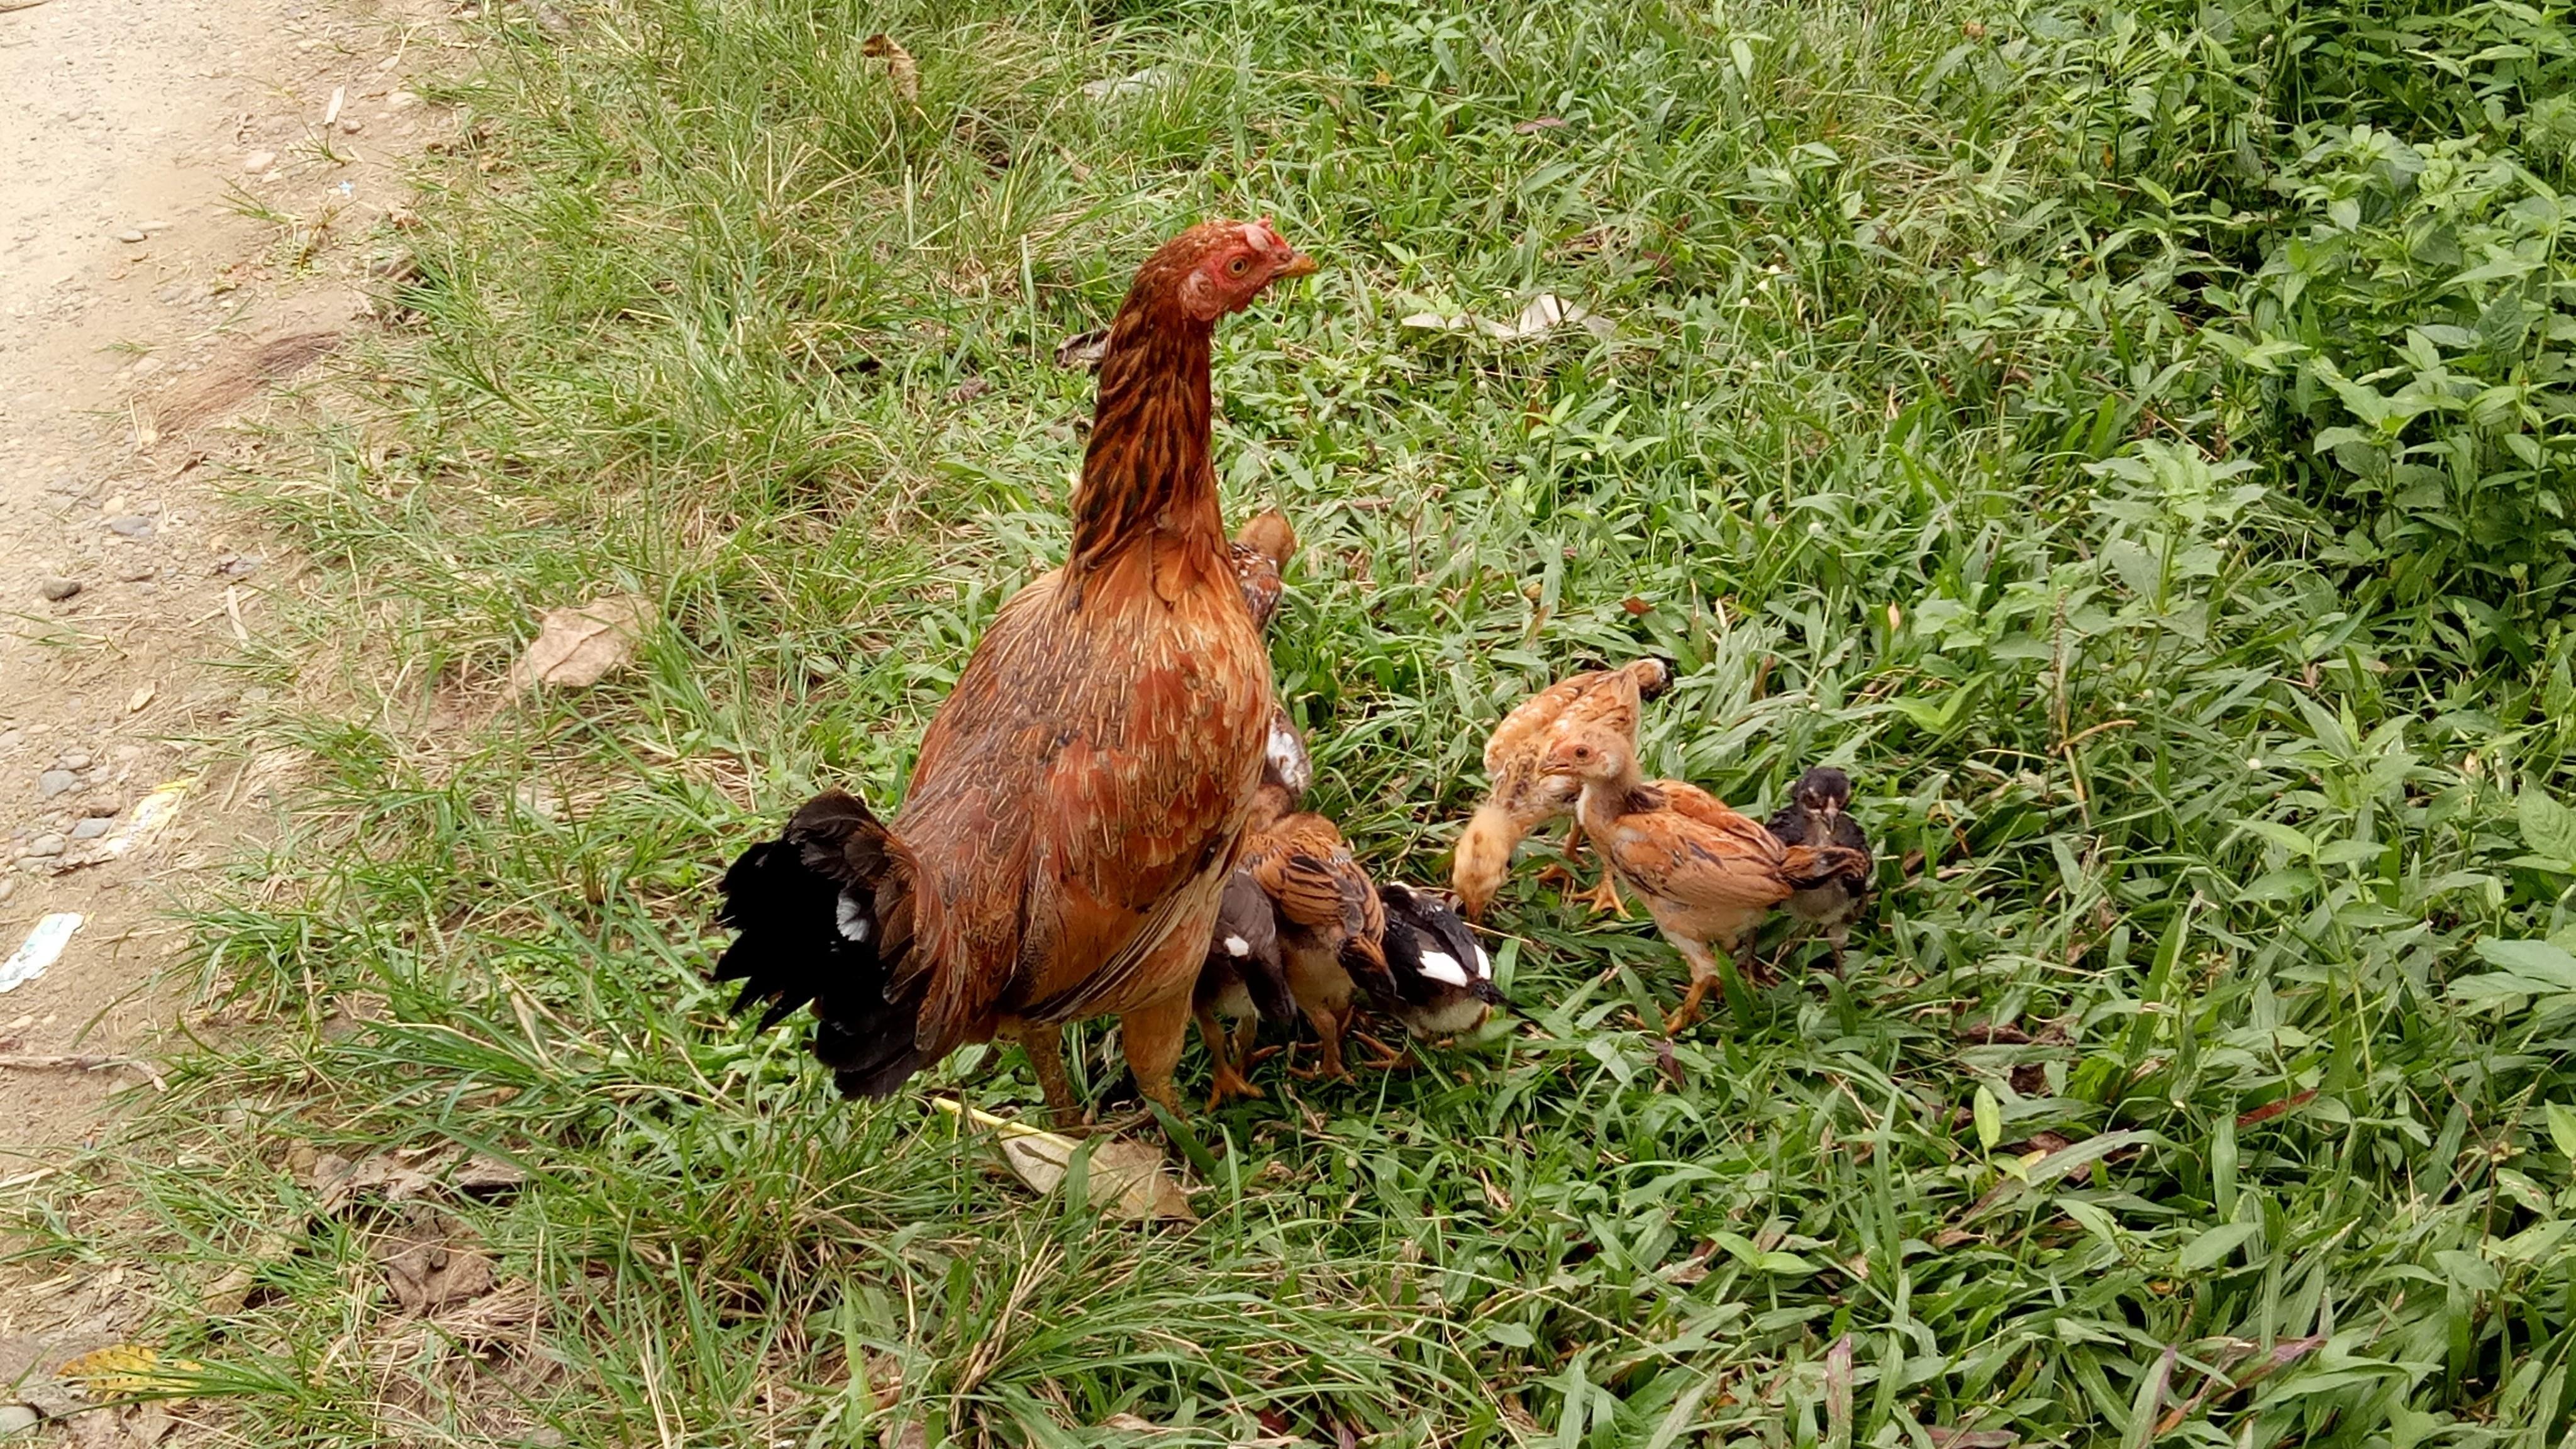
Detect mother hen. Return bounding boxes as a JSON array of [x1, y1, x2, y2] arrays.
[[714, 219, 1317, 1123]]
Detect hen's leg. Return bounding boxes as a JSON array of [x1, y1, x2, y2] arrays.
[[1021, 1026, 1080, 1125], [1118, 985, 1195, 1124], [1196, 1001, 1261, 1108]]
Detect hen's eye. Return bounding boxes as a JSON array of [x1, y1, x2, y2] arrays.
[[1226, 255, 1250, 277]]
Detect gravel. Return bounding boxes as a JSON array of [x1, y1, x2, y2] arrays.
[[36, 771, 78, 799], [38, 577, 80, 601], [23, 834, 65, 858], [104, 514, 154, 538], [70, 818, 111, 841]]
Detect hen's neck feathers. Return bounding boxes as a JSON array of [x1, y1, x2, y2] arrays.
[[1070, 287, 1221, 574]]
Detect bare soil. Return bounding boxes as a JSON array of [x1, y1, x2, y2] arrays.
[[0, 0, 457, 1415]]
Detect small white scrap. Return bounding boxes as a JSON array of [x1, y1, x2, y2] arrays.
[[61, 775, 192, 870], [1079, 66, 1172, 102], [1, 914, 82, 994], [1223, 935, 1250, 958], [323, 84, 347, 125], [1416, 950, 1471, 989], [1401, 293, 1616, 343]]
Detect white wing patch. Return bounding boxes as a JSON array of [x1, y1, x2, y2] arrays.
[[1470, 943, 1492, 979], [1223, 935, 1251, 957], [1416, 950, 1471, 989], [835, 894, 871, 943]]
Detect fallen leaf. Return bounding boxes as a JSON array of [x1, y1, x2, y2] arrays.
[[858, 34, 919, 104], [309, 1146, 527, 1212], [124, 684, 155, 714], [507, 593, 653, 694], [55, 1345, 198, 1401], [1621, 596, 1652, 616], [929, 1098, 1196, 1222], [380, 1235, 499, 1314], [1055, 328, 1109, 370], [1513, 116, 1566, 133], [2236, 1089, 2316, 1129]]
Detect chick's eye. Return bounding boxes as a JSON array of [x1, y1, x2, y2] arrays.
[[1226, 255, 1250, 277]]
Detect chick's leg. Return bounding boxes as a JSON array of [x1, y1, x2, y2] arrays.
[[1663, 937, 1725, 1037], [1196, 1001, 1262, 1108]]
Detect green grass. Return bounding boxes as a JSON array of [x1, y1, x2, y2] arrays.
[[13, 0, 2576, 1443]]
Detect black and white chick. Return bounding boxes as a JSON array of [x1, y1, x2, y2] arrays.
[[1763, 765, 1874, 970], [1193, 869, 1296, 1107], [1375, 882, 1507, 1039]]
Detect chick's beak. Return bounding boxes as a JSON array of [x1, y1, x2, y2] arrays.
[[1275, 250, 1318, 281]]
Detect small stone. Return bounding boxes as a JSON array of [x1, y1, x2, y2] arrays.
[[216, 554, 261, 577], [80, 795, 123, 818], [242, 149, 277, 173], [0, 878, 15, 904], [119, 564, 156, 582], [25, 835, 65, 858], [118, 228, 147, 243], [38, 577, 80, 601], [37, 771, 77, 799], [386, 90, 418, 109], [70, 818, 111, 841], [60, 752, 91, 770], [340, 118, 364, 133], [106, 514, 154, 538], [131, 355, 164, 377], [0, 1403, 37, 1434]]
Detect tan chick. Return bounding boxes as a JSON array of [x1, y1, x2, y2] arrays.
[[1452, 658, 1671, 921]]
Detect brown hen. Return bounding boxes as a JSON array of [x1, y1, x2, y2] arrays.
[[1540, 730, 1867, 1036], [1452, 658, 1670, 921], [714, 219, 1316, 1123]]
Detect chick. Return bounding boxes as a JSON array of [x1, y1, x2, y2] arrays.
[[1540, 730, 1868, 1035], [1763, 766, 1874, 972], [1193, 870, 1295, 1107], [1240, 776, 1394, 1081], [1377, 882, 1507, 1039], [1453, 658, 1671, 921]]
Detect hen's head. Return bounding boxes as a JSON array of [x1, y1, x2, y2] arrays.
[[1138, 218, 1317, 323]]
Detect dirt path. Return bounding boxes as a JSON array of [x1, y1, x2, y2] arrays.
[[0, 0, 449, 1155]]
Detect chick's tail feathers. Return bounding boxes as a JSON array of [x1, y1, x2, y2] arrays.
[[714, 789, 940, 1097], [1780, 844, 1872, 893]]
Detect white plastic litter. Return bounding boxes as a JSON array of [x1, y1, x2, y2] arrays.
[[0, 913, 82, 994]]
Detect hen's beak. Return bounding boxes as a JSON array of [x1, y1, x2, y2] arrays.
[[1275, 250, 1318, 281]]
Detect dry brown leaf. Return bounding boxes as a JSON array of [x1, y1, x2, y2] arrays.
[[309, 1146, 527, 1212], [382, 1236, 499, 1314], [1055, 327, 1110, 370], [1101, 1412, 1167, 1433], [506, 593, 653, 694], [930, 1098, 1196, 1222], [858, 34, 919, 103]]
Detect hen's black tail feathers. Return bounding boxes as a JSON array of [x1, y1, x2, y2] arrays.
[[714, 789, 936, 1098]]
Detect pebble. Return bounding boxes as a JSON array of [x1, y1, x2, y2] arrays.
[[0, 878, 14, 905], [340, 118, 364, 134], [70, 818, 110, 842], [0, 1404, 36, 1435], [386, 90, 418, 109], [80, 794, 123, 818], [24, 835, 65, 858], [106, 514, 154, 538], [118, 228, 147, 243], [216, 554, 261, 577], [119, 564, 157, 582], [242, 149, 277, 173], [38, 577, 80, 601], [36, 772, 77, 799], [60, 752, 91, 770], [132, 355, 164, 377]]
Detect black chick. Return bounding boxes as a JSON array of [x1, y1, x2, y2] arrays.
[[1194, 869, 1296, 1108], [1377, 882, 1508, 1039], [1763, 765, 1874, 970]]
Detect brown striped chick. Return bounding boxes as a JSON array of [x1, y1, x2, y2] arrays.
[[1540, 730, 1868, 1036], [1238, 778, 1394, 1080]]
